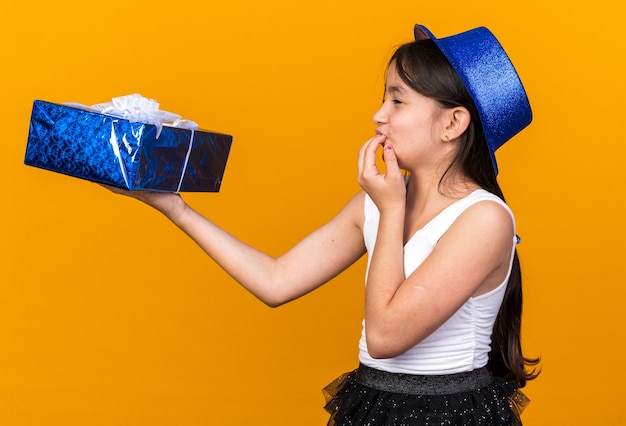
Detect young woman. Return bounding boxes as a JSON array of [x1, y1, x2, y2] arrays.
[[106, 23, 539, 425]]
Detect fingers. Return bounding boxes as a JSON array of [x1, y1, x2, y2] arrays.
[[99, 183, 129, 196], [358, 134, 387, 179], [382, 143, 402, 178]]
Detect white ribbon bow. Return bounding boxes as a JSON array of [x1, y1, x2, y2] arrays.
[[89, 94, 198, 137]]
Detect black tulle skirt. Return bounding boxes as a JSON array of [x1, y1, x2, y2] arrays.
[[323, 364, 529, 426]]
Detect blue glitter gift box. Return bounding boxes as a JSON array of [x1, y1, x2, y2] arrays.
[[24, 99, 233, 192]]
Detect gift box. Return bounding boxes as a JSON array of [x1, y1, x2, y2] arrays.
[[24, 97, 233, 192]]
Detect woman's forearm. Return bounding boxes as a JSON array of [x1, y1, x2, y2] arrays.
[[364, 207, 407, 357], [165, 202, 286, 306]]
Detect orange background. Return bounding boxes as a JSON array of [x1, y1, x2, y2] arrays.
[[1, 0, 624, 424]]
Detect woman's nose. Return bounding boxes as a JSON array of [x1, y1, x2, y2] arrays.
[[372, 103, 387, 124]]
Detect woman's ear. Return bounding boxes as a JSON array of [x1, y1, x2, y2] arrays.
[[441, 107, 471, 141]]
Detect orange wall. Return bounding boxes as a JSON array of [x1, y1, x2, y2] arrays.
[[1, 0, 624, 424]]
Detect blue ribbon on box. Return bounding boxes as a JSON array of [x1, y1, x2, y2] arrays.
[[24, 96, 233, 192]]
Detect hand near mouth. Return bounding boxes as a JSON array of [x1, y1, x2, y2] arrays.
[[357, 134, 406, 212]]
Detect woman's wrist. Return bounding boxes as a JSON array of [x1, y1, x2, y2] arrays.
[[162, 195, 190, 224]]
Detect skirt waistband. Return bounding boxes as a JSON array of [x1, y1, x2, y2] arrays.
[[355, 364, 493, 395]]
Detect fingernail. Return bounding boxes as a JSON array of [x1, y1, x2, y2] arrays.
[[384, 145, 392, 152]]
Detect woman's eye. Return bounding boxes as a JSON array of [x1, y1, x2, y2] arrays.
[[382, 97, 402, 105]]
